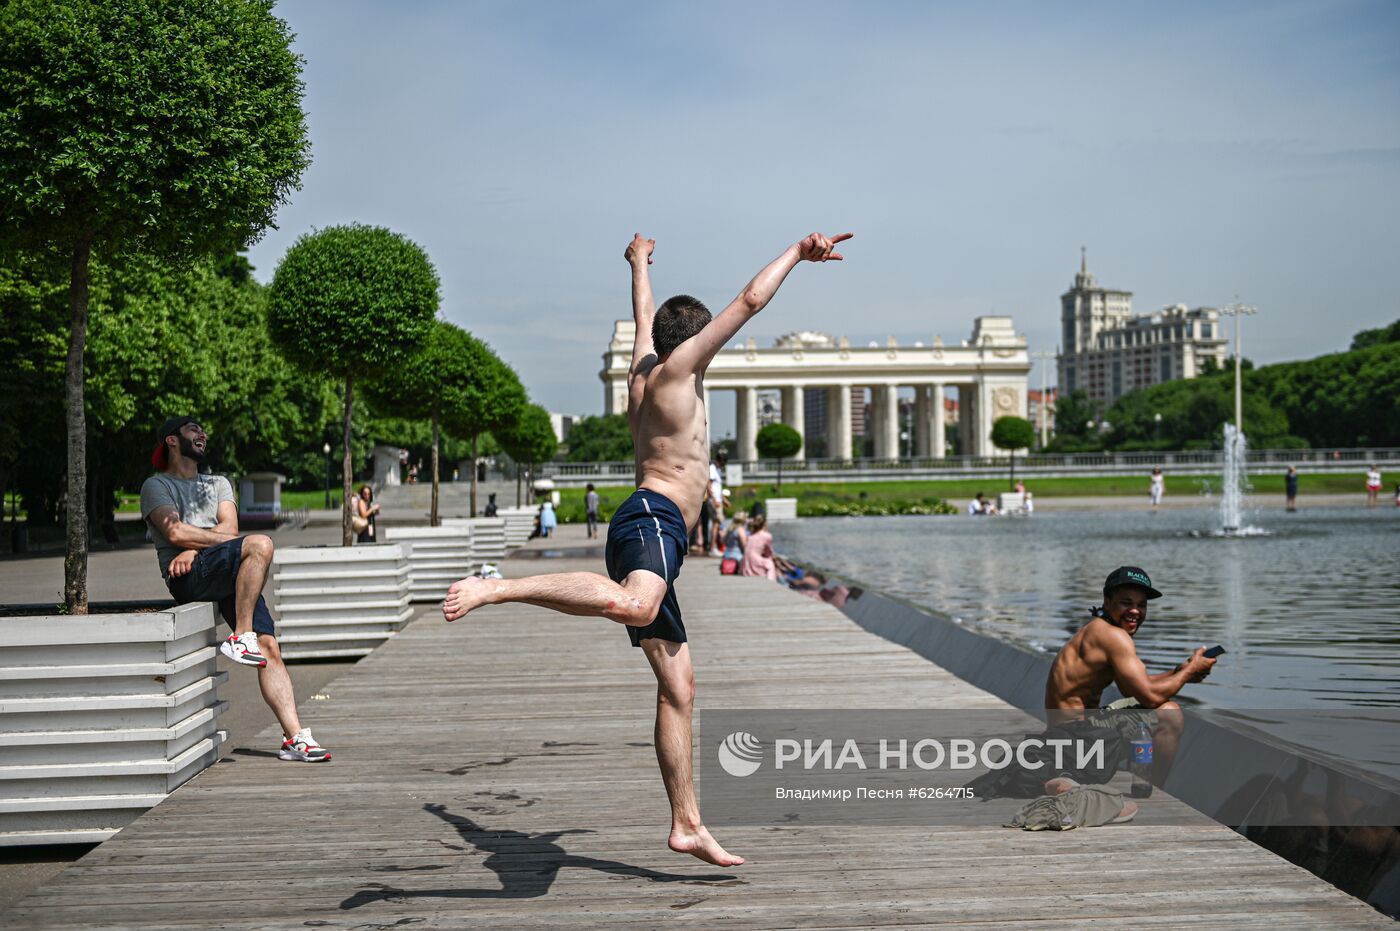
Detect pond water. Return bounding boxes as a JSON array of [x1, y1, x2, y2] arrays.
[[783, 505, 1400, 710]]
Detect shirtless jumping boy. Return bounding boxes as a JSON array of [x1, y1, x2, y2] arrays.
[[443, 230, 852, 867]]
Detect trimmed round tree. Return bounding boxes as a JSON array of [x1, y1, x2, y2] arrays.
[[990, 415, 1036, 491], [267, 225, 439, 544], [362, 320, 486, 527], [442, 343, 527, 517], [496, 403, 559, 507], [0, 0, 309, 611], [756, 422, 803, 492]]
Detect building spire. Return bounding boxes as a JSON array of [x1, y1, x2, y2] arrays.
[[1080, 246, 1086, 275]]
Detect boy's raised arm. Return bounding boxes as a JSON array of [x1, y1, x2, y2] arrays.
[[668, 232, 852, 374], [626, 233, 658, 380]]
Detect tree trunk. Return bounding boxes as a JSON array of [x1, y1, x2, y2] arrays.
[[341, 375, 354, 546], [1009, 452, 1016, 492], [430, 410, 441, 527], [470, 434, 479, 516], [516, 464, 522, 508], [777, 457, 783, 493], [64, 235, 93, 613]]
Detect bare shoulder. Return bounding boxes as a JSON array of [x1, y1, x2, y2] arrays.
[[1087, 619, 1134, 655]]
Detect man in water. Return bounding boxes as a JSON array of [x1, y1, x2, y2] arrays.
[[442, 230, 852, 866], [1044, 566, 1215, 786]]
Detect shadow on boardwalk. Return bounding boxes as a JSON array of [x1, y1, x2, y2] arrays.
[[340, 804, 742, 908]]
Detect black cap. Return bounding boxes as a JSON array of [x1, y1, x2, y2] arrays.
[[1103, 566, 1162, 600], [150, 416, 199, 470], [156, 415, 198, 441]]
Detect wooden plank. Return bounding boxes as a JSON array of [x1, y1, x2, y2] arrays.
[[2, 547, 1388, 929]]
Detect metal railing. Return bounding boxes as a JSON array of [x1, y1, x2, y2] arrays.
[[539, 447, 1400, 486]]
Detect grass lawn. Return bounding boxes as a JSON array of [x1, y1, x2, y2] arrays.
[[554, 471, 1375, 521]]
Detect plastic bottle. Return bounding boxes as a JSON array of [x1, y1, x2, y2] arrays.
[[1129, 719, 1154, 799]]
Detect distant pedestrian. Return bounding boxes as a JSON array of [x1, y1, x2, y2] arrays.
[[1023, 492, 1035, 515], [1285, 466, 1299, 512], [452, 468, 460, 483], [352, 484, 380, 544], [407, 462, 419, 485], [584, 483, 600, 539], [539, 499, 557, 538], [483, 492, 498, 518], [1149, 468, 1165, 511], [1366, 465, 1382, 506]]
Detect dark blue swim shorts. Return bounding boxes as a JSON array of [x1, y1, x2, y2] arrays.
[[604, 488, 688, 646]]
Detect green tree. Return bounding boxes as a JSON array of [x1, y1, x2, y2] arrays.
[[1350, 319, 1400, 351], [565, 414, 634, 462], [267, 225, 439, 544], [496, 404, 559, 506], [756, 422, 803, 492], [363, 321, 494, 526], [1049, 390, 1097, 444], [990, 416, 1035, 490], [440, 336, 527, 516], [0, 0, 310, 610]]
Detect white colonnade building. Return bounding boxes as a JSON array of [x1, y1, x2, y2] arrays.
[[599, 317, 1031, 461]]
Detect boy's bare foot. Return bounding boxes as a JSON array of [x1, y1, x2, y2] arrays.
[[442, 577, 494, 622], [668, 824, 744, 867]]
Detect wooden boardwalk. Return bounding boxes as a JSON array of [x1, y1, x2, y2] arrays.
[[3, 540, 1388, 929]]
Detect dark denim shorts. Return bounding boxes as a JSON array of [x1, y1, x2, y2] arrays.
[[166, 537, 276, 637]]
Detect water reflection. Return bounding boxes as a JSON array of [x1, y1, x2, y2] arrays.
[[784, 506, 1400, 708]]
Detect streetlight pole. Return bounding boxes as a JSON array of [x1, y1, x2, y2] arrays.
[[1219, 301, 1257, 433], [1032, 350, 1055, 449], [322, 442, 332, 509]]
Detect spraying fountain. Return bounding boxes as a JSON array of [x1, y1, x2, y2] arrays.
[[1220, 423, 1247, 533]]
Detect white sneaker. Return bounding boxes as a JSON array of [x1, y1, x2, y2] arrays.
[[279, 728, 331, 762], [219, 631, 267, 667]]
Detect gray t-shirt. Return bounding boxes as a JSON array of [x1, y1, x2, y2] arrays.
[[585, 490, 599, 514], [140, 473, 236, 577]]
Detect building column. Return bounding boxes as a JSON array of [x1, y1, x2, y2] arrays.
[[829, 385, 852, 460], [736, 385, 758, 461], [914, 386, 931, 457], [932, 383, 946, 458], [957, 385, 972, 457], [781, 385, 805, 461], [869, 386, 884, 459], [887, 385, 902, 460]]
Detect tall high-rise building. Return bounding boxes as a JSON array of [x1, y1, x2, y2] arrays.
[[1057, 251, 1229, 406]]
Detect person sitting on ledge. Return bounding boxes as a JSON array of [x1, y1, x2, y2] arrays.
[[140, 416, 330, 763], [1044, 566, 1214, 788]]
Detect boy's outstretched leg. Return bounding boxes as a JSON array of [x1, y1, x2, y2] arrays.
[[443, 570, 667, 627], [641, 638, 744, 867]]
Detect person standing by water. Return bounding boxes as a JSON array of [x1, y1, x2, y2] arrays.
[[1366, 464, 1382, 506], [1285, 466, 1299, 512], [1149, 468, 1165, 511], [584, 483, 600, 539], [352, 484, 380, 543]]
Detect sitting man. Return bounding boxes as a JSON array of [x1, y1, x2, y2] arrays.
[[1044, 566, 1215, 787], [140, 416, 330, 762]]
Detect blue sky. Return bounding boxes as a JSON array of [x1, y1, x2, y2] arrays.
[[247, 1, 1400, 435]]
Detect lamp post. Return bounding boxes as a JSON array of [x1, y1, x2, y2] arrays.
[[1032, 350, 1055, 449], [1219, 301, 1257, 432], [1154, 412, 1162, 444], [322, 442, 332, 509]]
